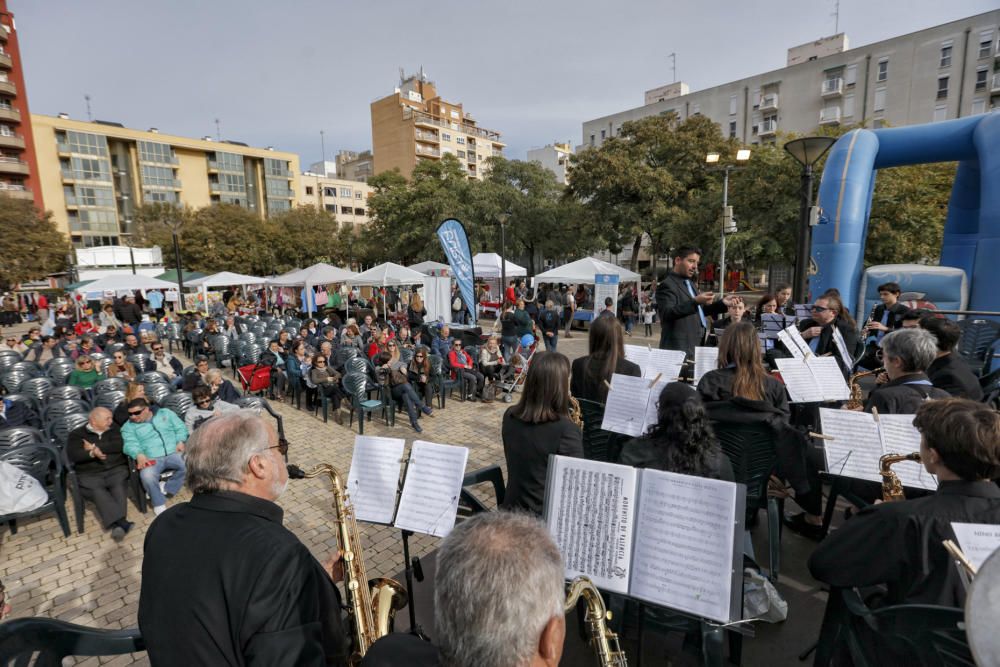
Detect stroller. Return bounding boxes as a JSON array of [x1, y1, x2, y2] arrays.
[[494, 334, 539, 403]]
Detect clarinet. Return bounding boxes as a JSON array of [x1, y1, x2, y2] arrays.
[[862, 304, 879, 344]]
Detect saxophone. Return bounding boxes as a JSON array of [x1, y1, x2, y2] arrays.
[[879, 452, 921, 502], [565, 576, 627, 667], [569, 395, 583, 428], [303, 464, 408, 663], [844, 367, 884, 410]]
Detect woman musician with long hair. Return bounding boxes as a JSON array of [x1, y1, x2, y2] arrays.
[[698, 321, 789, 416]]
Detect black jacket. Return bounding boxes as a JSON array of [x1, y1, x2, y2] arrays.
[[570, 355, 641, 403], [66, 423, 128, 475], [797, 316, 860, 377], [618, 436, 734, 482], [865, 302, 911, 338], [119, 302, 143, 324], [926, 353, 983, 401], [501, 411, 583, 516], [809, 480, 1000, 606], [139, 491, 348, 666], [697, 367, 790, 417], [0, 399, 38, 429], [655, 272, 727, 357], [865, 373, 951, 414]]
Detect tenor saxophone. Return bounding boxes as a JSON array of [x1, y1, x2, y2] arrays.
[[879, 452, 921, 502], [565, 576, 627, 667], [844, 367, 884, 410], [569, 395, 583, 429], [303, 464, 408, 663]]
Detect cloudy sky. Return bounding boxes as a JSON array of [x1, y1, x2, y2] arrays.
[[15, 0, 997, 164]]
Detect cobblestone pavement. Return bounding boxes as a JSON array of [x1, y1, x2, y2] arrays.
[[0, 324, 634, 665]]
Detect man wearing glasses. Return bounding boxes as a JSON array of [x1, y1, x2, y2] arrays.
[[150, 343, 184, 388], [0, 335, 25, 354], [121, 398, 188, 516], [139, 413, 347, 665]]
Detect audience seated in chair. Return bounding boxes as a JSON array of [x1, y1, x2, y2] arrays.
[[206, 368, 241, 404], [185, 385, 239, 432], [66, 408, 133, 540], [121, 398, 188, 516]]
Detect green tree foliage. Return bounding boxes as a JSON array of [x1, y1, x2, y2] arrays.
[[0, 196, 69, 288]]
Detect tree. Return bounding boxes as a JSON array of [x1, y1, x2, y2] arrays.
[[267, 205, 341, 273], [0, 196, 68, 288]]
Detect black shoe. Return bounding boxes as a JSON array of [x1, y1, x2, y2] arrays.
[[411, 421, 422, 434], [111, 525, 126, 541], [782, 512, 825, 541]]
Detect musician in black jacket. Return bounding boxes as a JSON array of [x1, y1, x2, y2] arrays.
[[919, 314, 984, 400], [655, 245, 733, 357], [797, 294, 859, 377], [865, 328, 950, 414], [857, 281, 910, 370]]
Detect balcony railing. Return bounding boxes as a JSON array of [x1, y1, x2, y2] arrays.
[[0, 80, 15, 95], [0, 132, 24, 149], [402, 107, 502, 142], [819, 107, 842, 124], [759, 119, 778, 136], [759, 94, 779, 111], [992, 73, 1000, 93], [415, 145, 440, 157], [415, 129, 439, 143], [0, 182, 32, 199], [822, 78, 844, 97]]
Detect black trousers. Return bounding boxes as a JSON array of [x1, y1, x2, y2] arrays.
[[77, 467, 130, 528]]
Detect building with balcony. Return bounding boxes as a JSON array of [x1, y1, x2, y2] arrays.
[[335, 149, 374, 183], [370, 70, 505, 180], [582, 10, 1000, 150], [526, 142, 574, 184], [297, 172, 373, 231], [0, 0, 42, 208], [31, 113, 299, 247]]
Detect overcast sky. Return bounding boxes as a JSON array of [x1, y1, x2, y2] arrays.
[[15, 0, 997, 165]]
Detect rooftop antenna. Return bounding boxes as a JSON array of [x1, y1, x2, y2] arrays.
[[668, 53, 676, 83], [320, 130, 326, 168], [84, 94, 92, 121], [832, 0, 840, 34], [399, 67, 405, 86], [215, 118, 222, 141]]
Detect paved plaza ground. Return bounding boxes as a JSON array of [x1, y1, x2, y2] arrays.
[[0, 322, 830, 666]]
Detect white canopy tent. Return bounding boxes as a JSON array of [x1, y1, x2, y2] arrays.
[[472, 252, 526, 279], [407, 260, 451, 275], [267, 263, 357, 314], [186, 271, 268, 314], [530, 257, 641, 286], [74, 274, 178, 295], [349, 262, 427, 321]]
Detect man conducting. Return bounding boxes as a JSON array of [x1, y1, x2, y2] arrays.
[[656, 245, 734, 357], [139, 412, 348, 666]]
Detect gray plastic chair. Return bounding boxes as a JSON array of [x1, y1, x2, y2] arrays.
[[0, 443, 70, 537], [0, 426, 46, 451], [47, 385, 83, 402], [45, 412, 89, 449], [92, 390, 126, 413], [159, 392, 193, 420]]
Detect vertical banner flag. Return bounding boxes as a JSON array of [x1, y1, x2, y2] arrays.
[[594, 274, 620, 317], [436, 218, 477, 325]]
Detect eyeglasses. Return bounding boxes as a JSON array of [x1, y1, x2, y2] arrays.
[[128, 409, 145, 417], [79, 359, 92, 365], [266, 441, 288, 456], [152, 347, 163, 352], [195, 399, 211, 406], [387, 344, 396, 348], [315, 360, 326, 365], [810, 306, 829, 313]]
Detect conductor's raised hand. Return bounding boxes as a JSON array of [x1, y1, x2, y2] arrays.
[[695, 292, 715, 306]]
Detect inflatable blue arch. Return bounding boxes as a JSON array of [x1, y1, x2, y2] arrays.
[[812, 113, 1000, 316]]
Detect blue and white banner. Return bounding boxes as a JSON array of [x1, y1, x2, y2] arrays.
[[436, 218, 477, 325]]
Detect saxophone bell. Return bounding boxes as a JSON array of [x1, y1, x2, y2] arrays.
[[845, 367, 884, 410], [880, 452, 922, 502], [565, 576, 627, 667], [569, 395, 583, 429]]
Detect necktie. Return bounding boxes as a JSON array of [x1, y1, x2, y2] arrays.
[[809, 337, 820, 353], [685, 280, 707, 329]]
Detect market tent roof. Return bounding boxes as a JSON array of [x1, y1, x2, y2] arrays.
[[472, 252, 527, 278], [349, 262, 427, 287], [267, 263, 356, 287], [66, 279, 95, 290], [155, 269, 206, 283], [407, 260, 451, 275], [185, 271, 269, 288], [531, 257, 641, 286], [74, 274, 178, 293]]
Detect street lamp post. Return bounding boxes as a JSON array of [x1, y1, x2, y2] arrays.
[[705, 149, 750, 298], [783, 137, 836, 305], [161, 210, 186, 313], [497, 211, 510, 300]]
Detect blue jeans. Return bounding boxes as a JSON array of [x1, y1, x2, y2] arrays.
[[139, 452, 186, 508], [543, 332, 558, 351], [501, 335, 520, 361]]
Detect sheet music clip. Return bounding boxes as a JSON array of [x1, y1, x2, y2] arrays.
[[808, 431, 835, 441], [871, 406, 880, 423], [603, 379, 613, 391], [648, 372, 662, 389]]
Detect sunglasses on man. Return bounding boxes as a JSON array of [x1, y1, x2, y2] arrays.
[[128, 409, 145, 417], [810, 305, 829, 313]]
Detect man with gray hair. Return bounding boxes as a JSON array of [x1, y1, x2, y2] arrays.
[[138, 412, 347, 666], [865, 328, 950, 414]]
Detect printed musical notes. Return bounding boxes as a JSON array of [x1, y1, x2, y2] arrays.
[[693, 347, 719, 386], [394, 440, 469, 538], [879, 414, 937, 491], [830, 327, 854, 372], [778, 324, 811, 360], [774, 357, 850, 403], [600, 374, 661, 437], [624, 345, 686, 381], [952, 523, 1000, 570], [346, 436, 406, 524]]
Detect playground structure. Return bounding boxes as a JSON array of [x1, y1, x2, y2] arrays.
[[811, 113, 1000, 319]]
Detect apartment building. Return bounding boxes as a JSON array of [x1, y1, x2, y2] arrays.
[[298, 173, 372, 230], [526, 142, 574, 184], [582, 10, 1000, 150], [0, 0, 42, 207], [31, 114, 299, 247], [335, 149, 374, 182], [371, 70, 505, 180]]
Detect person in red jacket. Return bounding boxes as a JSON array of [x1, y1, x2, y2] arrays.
[[448, 339, 485, 401]]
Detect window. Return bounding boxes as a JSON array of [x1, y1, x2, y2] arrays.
[[456, 137, 465, 145], [63, 131, 108, 156], [305, 186, 314, 195], [143, 190, 177, 204], [937, 76, 949, 99], [441, 132, 451, 142], [213, 172, 245, 193], [873, 87, 887, 112], [728, 121, 737, 138], [140, 164, 177, 188], [972, 99, 987, 115], [691, 103, 700, 115], [325, 204, 336, 212], [457, 150, 466, 158], [979, 32, 995, 59], [341, 206, 352, 215], [450, 110, 459, 119], [933, 105, 947, 122], [72, 157, 111, 181], [267, 200, 291, 214], [265, 177, 292, 197], [845, 64, 858, 86], [340, 187, 352, 198], [138, 141, 175, 164], [589, 134, 595, 146], [210, 152, 244, 172], [976, 67, 988, 91], [264, 158, 291, 177], [876, 59, 888, 82], [354, 208, 365, 216], [75, 185, 115, 207], [323, 187, 336, 197], [729, 95, 737, 115], [940, 44, 952, 68], [843, 94, 855, 118], [355, 191, 363, 199], [600, 129, 606, 140]]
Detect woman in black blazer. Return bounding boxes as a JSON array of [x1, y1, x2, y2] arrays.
[[570, 315, 640, 403], [502, 351, 583, 516]]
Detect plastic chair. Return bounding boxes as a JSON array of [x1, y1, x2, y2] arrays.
[[1, 370, 28, 395], [0, 394, 38, 425], [159, 392, 193, 420], [236, 396, 286, 442], [47, 385, 84, 402], [957, 318, 1000, 376], [92, 377, 128, 396], [143, 382, 171, 405], [458, 464, 507, 516], [712, 420, 781, 582], [137, 371, 169, 385], [127, 353, 151, 374], [45, 412, 89, 449], [8, 360, 41, 376], [20, 377, 54, 413], [429, 353, 462, 408], [344, 372, 388, 435], [0, 443, 71, 537], [0, 425, 46, 451], [0, 616, 144, 665], [92, 390, 126, 413], [41, 399, 89, 424], [212, 334, 234, 368], [46, 359, 76, 386], [0, 350, 22, 372]]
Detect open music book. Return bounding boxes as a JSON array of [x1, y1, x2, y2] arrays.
[[951, 523, 1000, 570], [774, 357, 851, 403], [624, 344, 686, 381], [345, 435, 469, 537], [777, 324, 811, 360], [600, 373, 668, 437], [818, 408, 937, 491], [543, 455, 746, 624], [693, 346, 719, 385]]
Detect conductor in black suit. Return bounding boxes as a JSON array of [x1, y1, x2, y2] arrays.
[[655, 245, 733, 357]]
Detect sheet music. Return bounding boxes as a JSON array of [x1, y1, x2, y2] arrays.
[[806, 356, 851, 401], [693, 347, 719, 385], [601, 374, 652, 437], [774, 358, 825, 403], [831, 327, 854, 372], [879, 414, 937, 491], [951, 523, 1000, 570], [818, 408, 882, 483], [623, 344, 650, 372], [778, 324, 810, 360], [629, 469, 741, 624], [393, 440, 469, 538], [544, 456, 637, 595], [794, 304, 812, 320], [759, 313, 789, 339], [624, 345, 686, 381], [346, 436, 406, 524], [643, 379, 668, 430]]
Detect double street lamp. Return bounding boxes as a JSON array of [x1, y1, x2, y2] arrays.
[[705, 149, 751, 297], [497, 211, 510, 298], [783, 136, 836, 304]]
